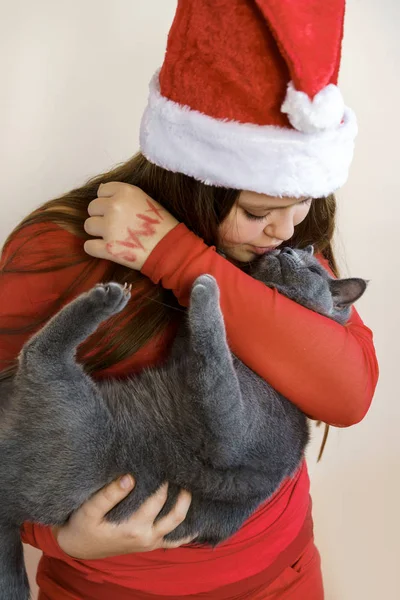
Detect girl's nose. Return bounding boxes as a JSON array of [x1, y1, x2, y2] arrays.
[[264, 212, 295, 242]]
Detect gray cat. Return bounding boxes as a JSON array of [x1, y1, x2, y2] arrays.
[[0, 247, 367, 600]]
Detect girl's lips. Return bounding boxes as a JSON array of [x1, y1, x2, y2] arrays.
[[250, 245, 279, 255]]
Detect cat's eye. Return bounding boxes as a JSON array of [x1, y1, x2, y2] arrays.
[[308, 266, 321, 274]]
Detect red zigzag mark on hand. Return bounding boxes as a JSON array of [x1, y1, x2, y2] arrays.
[[106, 214, 161, 262], [145, 199, 164, 220], [118, 214, 160, 250]]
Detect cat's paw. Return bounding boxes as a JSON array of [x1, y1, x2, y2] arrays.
[[191, 275, 219, 302], [190, 276, 220, 321], [189, 275, 226, 348], [88, 282, 131, 316]]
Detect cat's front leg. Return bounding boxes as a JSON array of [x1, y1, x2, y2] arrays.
[[187, 275, 248, 467]]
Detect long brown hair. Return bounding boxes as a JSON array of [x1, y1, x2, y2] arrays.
[[0, 152, 337, 458]]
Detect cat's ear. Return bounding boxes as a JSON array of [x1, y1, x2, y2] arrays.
[[329, 278, 368, 307], [304, 245, 314, 256]]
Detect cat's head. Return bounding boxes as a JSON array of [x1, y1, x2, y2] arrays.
[[249, 246, 367, 325]]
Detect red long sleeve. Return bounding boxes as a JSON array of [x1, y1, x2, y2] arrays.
[[142, 224, 379, 427]]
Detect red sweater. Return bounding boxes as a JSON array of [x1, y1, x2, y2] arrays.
[[0, 222, 378, 597]]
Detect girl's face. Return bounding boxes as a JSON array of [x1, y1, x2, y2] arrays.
[[218, 190, 313, 262]]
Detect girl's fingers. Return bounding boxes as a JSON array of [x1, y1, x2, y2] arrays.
[[81, 476, 135, 523], [130, 483, 169, 524], [161, 535, 196, 549], [97, 182, 123, 197], [83, 239, 109, 260], [153, 489, 192, 538], [84, 216, 104, 237], [87, 196, 109, 216]]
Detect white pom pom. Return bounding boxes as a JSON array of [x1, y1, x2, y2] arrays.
[[281, 82, 345, 134]]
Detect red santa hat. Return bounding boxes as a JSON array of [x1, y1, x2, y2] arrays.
[[140, 0, 357, 199]]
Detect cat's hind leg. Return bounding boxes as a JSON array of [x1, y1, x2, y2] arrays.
[[20, 282, 131, 366], [0, 523, 30, 600], [10, 284, 125, 521]]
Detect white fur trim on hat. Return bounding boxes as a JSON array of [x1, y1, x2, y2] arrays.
[[139, 71, 358, 198], [281, 82, 346, 134]]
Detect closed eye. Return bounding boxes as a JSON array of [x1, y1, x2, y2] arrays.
[[308, 266, 321, 274], [243, 198, 311, 222], [243, 210, 268, 221]]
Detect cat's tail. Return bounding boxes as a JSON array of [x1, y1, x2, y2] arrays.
[[0, 523, 31, 600]]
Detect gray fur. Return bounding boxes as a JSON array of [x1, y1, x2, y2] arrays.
[[0, 247, 367, 599]]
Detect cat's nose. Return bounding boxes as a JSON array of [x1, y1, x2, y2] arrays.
[[280, 247, 301, 264]]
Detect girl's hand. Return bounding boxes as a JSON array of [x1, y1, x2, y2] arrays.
[[83, 182, 179, 270], [52, 476, 195, 559]]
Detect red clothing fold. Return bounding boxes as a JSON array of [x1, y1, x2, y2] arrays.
[[0, 221, 378, 596], [35, 507, 318, 599], [24, 464, 310, 596]]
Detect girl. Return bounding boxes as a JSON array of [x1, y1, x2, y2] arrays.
[[0, 1, 378, 599]]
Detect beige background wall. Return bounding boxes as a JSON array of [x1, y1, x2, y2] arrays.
[[1, 1, 398, 598]]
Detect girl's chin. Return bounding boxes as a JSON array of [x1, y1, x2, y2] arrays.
[[221, 246, 257, 263]]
